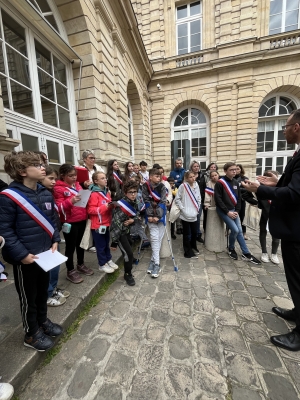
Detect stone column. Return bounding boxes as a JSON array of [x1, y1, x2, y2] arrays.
[[205, 207, 226, 252]]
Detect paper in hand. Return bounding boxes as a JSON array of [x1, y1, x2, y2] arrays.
[[73, 189, 91, 208], [35, 250, 68, 272]]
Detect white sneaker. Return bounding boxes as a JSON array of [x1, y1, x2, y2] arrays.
[[89, 246, 97, 252], [55, 287, 70, 298], [0, 383, 14, 400], [271, 254, 280, 264], [99, 263, 114, 273], [47, 294, 66, 307], [107, 260, 119, 270], [261, 253, 269, 263]]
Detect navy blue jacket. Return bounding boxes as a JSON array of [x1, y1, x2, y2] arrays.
[[0, 181, 60, 264], [257, 152, 300, 241], [169, 167, 185, 188]]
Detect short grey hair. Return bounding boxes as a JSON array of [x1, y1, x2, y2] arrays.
[[175, 158, 183, 163], [82, 149, 94, 160]]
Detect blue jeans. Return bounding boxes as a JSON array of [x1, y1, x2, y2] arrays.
[[92, 228, 112, 267], [48, 265, 60, 298], [216, 207, 249, 254]]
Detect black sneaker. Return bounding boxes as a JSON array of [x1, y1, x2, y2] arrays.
[[242, 253, 261, 265], [24, 328, 54, 351], [41, 318, 63, 337], [196, 235, 204, 243], [124, 273, 135, 286], [228, 249, 238, 260]]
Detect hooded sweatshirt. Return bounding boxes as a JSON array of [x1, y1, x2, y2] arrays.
[[175, 181, 201, 222]]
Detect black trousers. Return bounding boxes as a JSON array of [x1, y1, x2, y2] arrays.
[[281, 240, 300, 332], [181, 219, 197, 256], [239, 200, 246, 234], [63, 220, 86, 271], [13, 263, 49, 336], [118, 234, 133, 275], [259, 214, 280, 254]]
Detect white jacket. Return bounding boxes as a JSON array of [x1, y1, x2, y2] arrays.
[[175, 182, 201, 222]]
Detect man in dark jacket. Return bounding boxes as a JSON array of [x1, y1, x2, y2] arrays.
[[0, 151, 61, 352], [243, 109, 300, 351], [215, 162, 260, 265], [169, 158, 185, 188]]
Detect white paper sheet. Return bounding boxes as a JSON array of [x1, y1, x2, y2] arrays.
[[35, 250, 68, 272], [73, 189, 91, 208], [0, 273, 7, 280]]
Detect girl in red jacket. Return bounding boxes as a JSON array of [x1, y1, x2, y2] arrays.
[[53, 164, 94, 284], [87, 172, 118, 273]]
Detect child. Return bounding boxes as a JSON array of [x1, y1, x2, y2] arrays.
[[203, 170, 220, 231], [214, 162, 260, 264], [124, 161, 136, 182], [142, 168, 167, 277], [139, 160, 149, 182], [107, 159, 123, 201], [53, 164, 94, 284], [110, 181, 140, 286], [87, 172, 118, 273], [175, 171, 201, 258], [133, 163, 141, 175], [0, 151, 62, 351], [41, 166, 70, 306], [167, 176, 178, 240], [130, 175, 150, 248]]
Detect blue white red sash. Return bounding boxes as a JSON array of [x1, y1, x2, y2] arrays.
[[146, 182, 161, 202], [65, 186, 78, 196], [1, 189, 55, 238], [54, 204, 59, 213], [98, 191, 110, 202], [183, 183, 199, 211], [205, 187, 214, 196], [219, 178, 237, 206], [113, 172, 123, 185], [117, 199, 137, 217]]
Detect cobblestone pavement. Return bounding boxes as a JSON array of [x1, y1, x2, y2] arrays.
[[20, 231, 300, 400]]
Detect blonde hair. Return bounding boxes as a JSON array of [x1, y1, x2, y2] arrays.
[[92, 171, 106, 183]]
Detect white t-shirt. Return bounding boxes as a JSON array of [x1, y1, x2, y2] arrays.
[[140, 170, 149, 181]]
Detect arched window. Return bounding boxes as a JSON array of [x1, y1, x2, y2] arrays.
[[128, 100, 134, 158], [171, 106, 208, 170], [256, 95, 297, 175]]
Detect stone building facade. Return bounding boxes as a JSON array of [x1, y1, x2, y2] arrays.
[[0, 0, 299, 179]]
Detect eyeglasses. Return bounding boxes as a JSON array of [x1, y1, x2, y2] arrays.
[[127, 191, 137, 194], [32, 163, 45, 169], [87, 157, 95, 160], [282, 123, 296, 130]]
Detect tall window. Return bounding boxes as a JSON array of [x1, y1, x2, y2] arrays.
[[128, 101, 134, 158], [256, 95, 297, 175], [171, 107, 208, 169], [27, 0, 60, 33], [176, 1, 202, 55], [269, 0, 300, 34]]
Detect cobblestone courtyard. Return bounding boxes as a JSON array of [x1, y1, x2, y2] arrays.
[[20, 232, 300, 400]]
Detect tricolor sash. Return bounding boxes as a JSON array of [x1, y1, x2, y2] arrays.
[[98, 191, 110, 202], [113, 172, 123, 185], [65, 186, 78, 196], [54, 204, 59, 213], [146, 182, 161, 202], [183, 183, 199, 211], [219, 178, 237, 206], [117, 199, 137, 217], [1, 188, 55, 238], [205, 187, 214, 196]]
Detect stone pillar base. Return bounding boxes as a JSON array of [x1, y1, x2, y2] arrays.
[[160, 215, 172, 258], [205, 207, 226, 252]]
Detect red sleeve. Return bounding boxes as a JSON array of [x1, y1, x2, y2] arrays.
[[87, 193, 100, 215], [53, 185, 74, 215]]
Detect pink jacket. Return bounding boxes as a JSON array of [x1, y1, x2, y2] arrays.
[[87, 191, 112, 229], [53, 180, 87, 223]]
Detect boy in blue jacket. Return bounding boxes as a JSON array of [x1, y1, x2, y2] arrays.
[[0, 151, 62, 351]]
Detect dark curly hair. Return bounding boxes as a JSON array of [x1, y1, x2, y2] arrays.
[[59, 164, 76, 179], [123, 180, 139, 194]]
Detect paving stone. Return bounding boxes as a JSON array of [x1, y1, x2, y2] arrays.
[[232, 386, 264, 400], [282, 357, 300, 392], [94, 382, 122, 400], [207, 266, 223, 275], [211, 283, 228, 295], [158, 281, 174, 292], [219, 326, 248, 354], [85, 337, 110, 362], [173, 300, 191, 316], [193, 285, 209, 299], [125, 310, 148, 328], [232, 291, 252, 306], [151, 308, 171, 325], [98, 317, 121, 335], [133, 294, 152, 309], [139, 283, 157, 296], [193, 313, 215, 334], [127, 371, 160, 400], [118, 288, 137, 302], [242, 276, 261, 286], [109, 301, 131, 318], [247, 286, 268, 298], [228, 281, 245, 290], [194, 362, 227, 395], [253, 298, 276, 313], [237, 267, 255, 277], [212, 295, 233, 310], [250, 344, 282, 370], [138, 344, 164, 369], [272, 296, 294, 309], [235, 306, 261, 322], [79, 318, 99, 335], [224, 273, 240, 281], [194, 298, 214, 313], [262, 313, 288, 333], [225, 352, 260, 388], [215, 310, 239, 326], [204, 254, 217, 261], [195, 334, 221, 362], [262, 284, 284, 296], [242, 322, 270, 344], [169, 335, 192, 360], [191, 277, 208, 287], [116, 327, 143, 352], [208, 274, 224, 285], [174, 288, 192, 301], [67, 361, 98, 398], [170, 316, 192, 336], [270, 273, 287, 282], [256, 275, 274, 285], [104, 351, 135, 384], [263, 372, 299, 400], [164, 365, 193, 399]]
